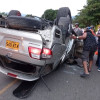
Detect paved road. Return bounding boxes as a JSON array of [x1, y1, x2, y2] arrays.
[[0, 55, 100, 100]]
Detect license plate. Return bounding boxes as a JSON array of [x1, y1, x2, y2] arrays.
[[6, 40, 19, 50]]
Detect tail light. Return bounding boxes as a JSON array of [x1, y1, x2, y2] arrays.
[[28, 47, 42, 59], [28, 47, 52, 59], [42, 48, 52, 58]]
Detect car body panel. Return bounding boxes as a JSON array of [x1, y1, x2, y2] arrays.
[[0, 25, 68, 81]]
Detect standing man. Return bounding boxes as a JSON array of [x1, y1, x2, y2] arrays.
[[96, 26, 100, 71], [71, 28, 97, 78], [74, 23, 83, 36]]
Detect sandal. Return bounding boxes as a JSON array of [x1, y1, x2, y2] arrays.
[[80, 73, 89, 78]]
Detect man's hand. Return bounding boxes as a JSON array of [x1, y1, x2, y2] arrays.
[[96, 34, 100, 37], [71, 34, 77, 39]]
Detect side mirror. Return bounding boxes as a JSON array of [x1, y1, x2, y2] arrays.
[[55, 29, 60, 38]]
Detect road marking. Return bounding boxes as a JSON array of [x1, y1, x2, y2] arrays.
[[0, 79, 18, 95]]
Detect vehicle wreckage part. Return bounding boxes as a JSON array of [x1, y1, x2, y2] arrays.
[[60, 38, 74, 64], [13, 80, 38, 99], [42, 48, 52, 58], [12, 60, 51, 99], [7, 73, 17, 78], [56, 7, 72, 25], [56, 7, 72, 44], [6, 16, 43, 30], [28, 47, 52, 59], [8, 10, 21, 17], [65, 39, 74, 54], [0, 10, 21, 28], [13, 75, 51, 99], [28, 47, 42, 59], [0, 56, 41, 81], [0, 18, 6, 27]]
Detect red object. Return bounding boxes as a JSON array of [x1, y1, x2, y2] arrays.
[[28, 47, 42, 55], [7, 73, 17, 78], [95, 51, 98, 55], [90, 29, 96, 36], [28, 47, 52, 59], [42, 48, 52, 58], [28, 47, 42, 59], [17, 11, 21, 16], [42, 48, 52, 55]]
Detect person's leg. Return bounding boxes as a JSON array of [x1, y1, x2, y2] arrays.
[[81, 50, 89, 77], [88, 60, 93, 72], [97, 42, 100, 70], [82, 60, 89, 74], [97, 51, 100, 71], [88, 51, 95, 72], [96, 53, 99, 66]]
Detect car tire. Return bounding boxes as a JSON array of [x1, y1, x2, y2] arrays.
[[56, 7, 72, 25], [57, 7, 72, 36], [7, 10, 21, 17]]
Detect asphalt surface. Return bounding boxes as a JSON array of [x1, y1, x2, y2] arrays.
[[0, 55, 100, 100]]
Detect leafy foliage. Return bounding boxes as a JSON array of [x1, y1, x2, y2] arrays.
[[73, 0, 100, 28], [25, 14, 33, 17], [41, 9, 57, 21], [0, 12, 7, 17]]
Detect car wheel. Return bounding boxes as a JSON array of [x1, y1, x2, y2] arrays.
[[56, 7, 72, 25], [56, 7, 72, 40], [8, 10, 21, 17]]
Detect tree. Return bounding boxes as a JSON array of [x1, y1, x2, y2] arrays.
[[73, 0, 100, 28], [42, 9, 57, 21], [25, 14, 33, 17], [0, 12, 7, 17]]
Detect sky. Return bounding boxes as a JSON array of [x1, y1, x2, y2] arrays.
[[0, 0, 87, 17]]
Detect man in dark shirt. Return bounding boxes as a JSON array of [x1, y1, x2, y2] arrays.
[[71, 28, 97, 78], [96, 27, 100, 71]]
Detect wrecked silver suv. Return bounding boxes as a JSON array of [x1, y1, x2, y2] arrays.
[[0, 7, 83, 82]]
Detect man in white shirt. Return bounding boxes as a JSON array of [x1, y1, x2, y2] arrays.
[[74, 23, 83, 36]]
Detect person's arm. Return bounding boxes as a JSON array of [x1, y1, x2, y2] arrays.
[[71, 32, 87, 39], [96, 34, 100, 37], [96, 29, 100, 37]]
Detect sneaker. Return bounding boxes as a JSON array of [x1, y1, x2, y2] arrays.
[[80, 73, 89, 78], [97, 68, 100, 72]]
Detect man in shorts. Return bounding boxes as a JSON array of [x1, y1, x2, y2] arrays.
[[71, 28, 97, 78]]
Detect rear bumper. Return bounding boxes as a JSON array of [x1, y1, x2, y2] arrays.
[[0, 66, 40, 81], [0, 48, 53, 81], [0, 55, 43, 81]]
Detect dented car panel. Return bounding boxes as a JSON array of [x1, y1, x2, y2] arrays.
[[0, 26, 66, 81]]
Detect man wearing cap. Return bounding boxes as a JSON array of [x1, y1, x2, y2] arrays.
[[74, 23, 83, 36], [71, 28, 97, 78]]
